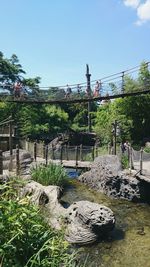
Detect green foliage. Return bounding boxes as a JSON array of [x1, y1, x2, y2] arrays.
[[31, 163, 68, 187], [0, 180, 76, 267], [144, 146, 150, 153], [121, 154, 129, 169], [93, 61, 150, 145]]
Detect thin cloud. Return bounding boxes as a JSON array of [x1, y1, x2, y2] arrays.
[[123, 0, 150, 25], [123, 0, 140, 9]]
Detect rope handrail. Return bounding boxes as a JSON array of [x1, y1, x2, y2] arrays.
[[0, 61, 150, 89]]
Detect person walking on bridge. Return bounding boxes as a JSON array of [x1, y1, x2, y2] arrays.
[[65, 84, 72, 98], [14, 81, 22, 99]]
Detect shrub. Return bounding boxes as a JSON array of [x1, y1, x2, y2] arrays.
[[121, 154, 129, 169], [31, 163, 68, 187], [144, 146, 150, 153], [0, 181, 77, 267]]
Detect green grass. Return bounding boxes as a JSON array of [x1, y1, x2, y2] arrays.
[[31, 162, 68, 187]]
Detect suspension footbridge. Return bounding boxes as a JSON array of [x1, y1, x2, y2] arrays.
[[0, 62, 150, 104]]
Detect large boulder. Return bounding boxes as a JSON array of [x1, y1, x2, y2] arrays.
[[64, 201, 115, 244], [78, 155, 149, 202], [21, 181, 115, 244]]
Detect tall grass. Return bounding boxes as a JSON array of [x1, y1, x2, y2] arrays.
[[31, 163, 68, 187], [0, 179, 77, 267]]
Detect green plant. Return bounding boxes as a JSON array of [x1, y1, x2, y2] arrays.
[[31, 163, 68, 187], [121, 154, 129, 169], [0, 180, 77, 267], [144, 146, 150, 153]]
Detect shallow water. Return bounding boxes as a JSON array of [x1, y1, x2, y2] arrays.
[[61, 180, 150, 267]]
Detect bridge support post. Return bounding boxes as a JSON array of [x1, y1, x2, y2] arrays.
[[86, 64, 92, 132], [9, 116, 13, 171], [0, 150, 3, 175]]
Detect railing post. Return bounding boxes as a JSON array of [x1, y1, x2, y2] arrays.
[[0, 150, 3, 175], [45, 145, 48, 166], [60, 145, 63, 165], [129, 146, 133, 174], [108, 143, 111, 154], [75, 146, 78, 169], [51, 144, 55, 160], [95, 145, 98, 157], [64, 144, 67, 159], [66, 145, 69, 161], [16, 144, 20, 176], [140, 147, 143, 175], [26, 138, 29, 151], [43, 143, 45, 159], [92, 146, 95, 161], [80, 144, 83, 161], [34, 142, 37, 161], [9, 117, 13, 157]]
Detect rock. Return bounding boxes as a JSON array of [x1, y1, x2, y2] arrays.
[[78, 155, 149, 202], [21, 181, 115, 244], [65, 201, 115, 244], [21, 181, 65, 229]]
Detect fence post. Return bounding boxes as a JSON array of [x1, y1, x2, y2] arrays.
[[43, 143, 45, 159], [129, 146, 133, 174], [16, 144, 20, 176], [92, 146, 95, 161], [0, 150, 3, 175], [51, 144, 55, 160], [26, 138, 29, 151], [66, 145, 69, 161], [45, 145, 48, 166], [108, 143, 111, 154], [9, 118, 13, 157], [75, 146, 78, 169], [60, 145, 63, 165], [34, 142, 37, 161], [80, 144, 83, 161], [95, 145, 98, 157], [140, 147, 143, 175]]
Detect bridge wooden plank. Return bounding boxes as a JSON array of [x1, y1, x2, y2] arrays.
[[35, 157, 92, 169]]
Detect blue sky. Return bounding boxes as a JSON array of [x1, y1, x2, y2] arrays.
[[0, 0, 150, 86]]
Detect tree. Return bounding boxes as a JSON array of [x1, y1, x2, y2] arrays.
[[93, 62, 150, 145]]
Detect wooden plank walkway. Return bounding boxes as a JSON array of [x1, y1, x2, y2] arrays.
[[35, 157, 92, 169]]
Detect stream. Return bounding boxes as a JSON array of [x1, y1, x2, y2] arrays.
[[61, 178, 150, 267]]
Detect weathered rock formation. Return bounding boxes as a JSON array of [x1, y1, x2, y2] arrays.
[[21, 181, 115, 245], [64, 201, 115, 244], [78, 155, 150, 203]]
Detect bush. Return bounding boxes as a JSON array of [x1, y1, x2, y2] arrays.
[[121, 154, 129, 169], [31, 163, 68, 187], [144, 146, 150, 153], [0, 181, 77, 267]]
